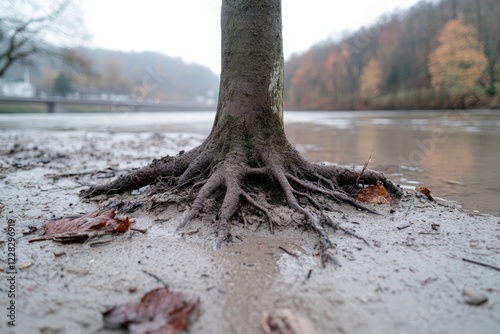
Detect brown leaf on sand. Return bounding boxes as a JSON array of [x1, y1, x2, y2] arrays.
[[355, 181, 392, 205], [29, 209, 130, 243], [262, 308, 317, 334], [103, 288, 199, 334], [416, 186, 434, 201]]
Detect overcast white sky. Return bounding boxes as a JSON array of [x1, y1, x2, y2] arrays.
[[83, 0, 423, 73]]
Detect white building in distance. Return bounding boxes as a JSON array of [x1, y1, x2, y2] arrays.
[[0, 69, 35, 97]]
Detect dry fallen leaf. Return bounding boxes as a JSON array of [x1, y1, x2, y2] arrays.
[[103, 287, 199, 334], [355, 181, 392, 205], [262, 308, 316, 334], [416, 186, 434, 201], [29, 209, 130, 243]]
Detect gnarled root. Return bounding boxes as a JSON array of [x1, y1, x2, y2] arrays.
[[80, 143, 401, 265]]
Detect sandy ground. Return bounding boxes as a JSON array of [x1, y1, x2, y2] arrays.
[[1, 130, 499, 334]]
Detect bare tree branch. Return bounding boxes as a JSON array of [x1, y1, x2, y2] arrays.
[[0, 0, 85, 77]]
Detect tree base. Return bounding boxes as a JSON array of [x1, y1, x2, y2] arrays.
[[80, 139, 401, 266]]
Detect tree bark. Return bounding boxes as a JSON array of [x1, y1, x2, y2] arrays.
[[208, 0, 287, 159], [216, 0, 284, 125]]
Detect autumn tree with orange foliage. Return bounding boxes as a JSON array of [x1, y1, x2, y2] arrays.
[[428, 16, 488, 90], [359, 58, 382, 100], [284, 0, 499, 110]]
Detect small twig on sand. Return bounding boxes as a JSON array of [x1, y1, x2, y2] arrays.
[[462, 258, 500, 272], [142, 270, 169, 289], [418, 232, 440, 235], [88, 239, 112, 247], [239, 208, 249, 228], [323, 215, 371, 247], [278, 246, 298, 258], [355, 152, 373, 185], [397, 224, 412, 230], [404, 200, 414, 216], [45, 168, 123, 180], [255, 220, 263, 232], [337, 226, 371, 246], [184, 228, 199, 235], [305, 269, 313, 281], [46, 171, 94, 179], [131, 227, 147, 233]]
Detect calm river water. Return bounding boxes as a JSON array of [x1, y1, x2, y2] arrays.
[[1, 110, 499, 215]]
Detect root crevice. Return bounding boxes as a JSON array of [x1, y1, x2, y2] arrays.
[[80, 142, 401, 266]]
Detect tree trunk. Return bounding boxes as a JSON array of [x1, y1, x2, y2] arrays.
[[207, 0, 288, 164], [214, 0, 284, 132], [452, 0, 458, 19], [81, 0, 401, 265]]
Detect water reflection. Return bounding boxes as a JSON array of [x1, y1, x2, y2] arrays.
[[284, 110, 500, 215]]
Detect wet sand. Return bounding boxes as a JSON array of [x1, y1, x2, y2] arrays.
[[1, 130, 499, 334]]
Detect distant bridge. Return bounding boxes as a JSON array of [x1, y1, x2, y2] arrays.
[[0, 96, 216, 113]]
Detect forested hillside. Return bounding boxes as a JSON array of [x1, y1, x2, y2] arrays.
[[72, 49, 219, 101], [2, 48, 219, 102], [284, 0, 500, 110]]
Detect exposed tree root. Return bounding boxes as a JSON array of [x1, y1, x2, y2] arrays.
[[80, 142, 401, 266]]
